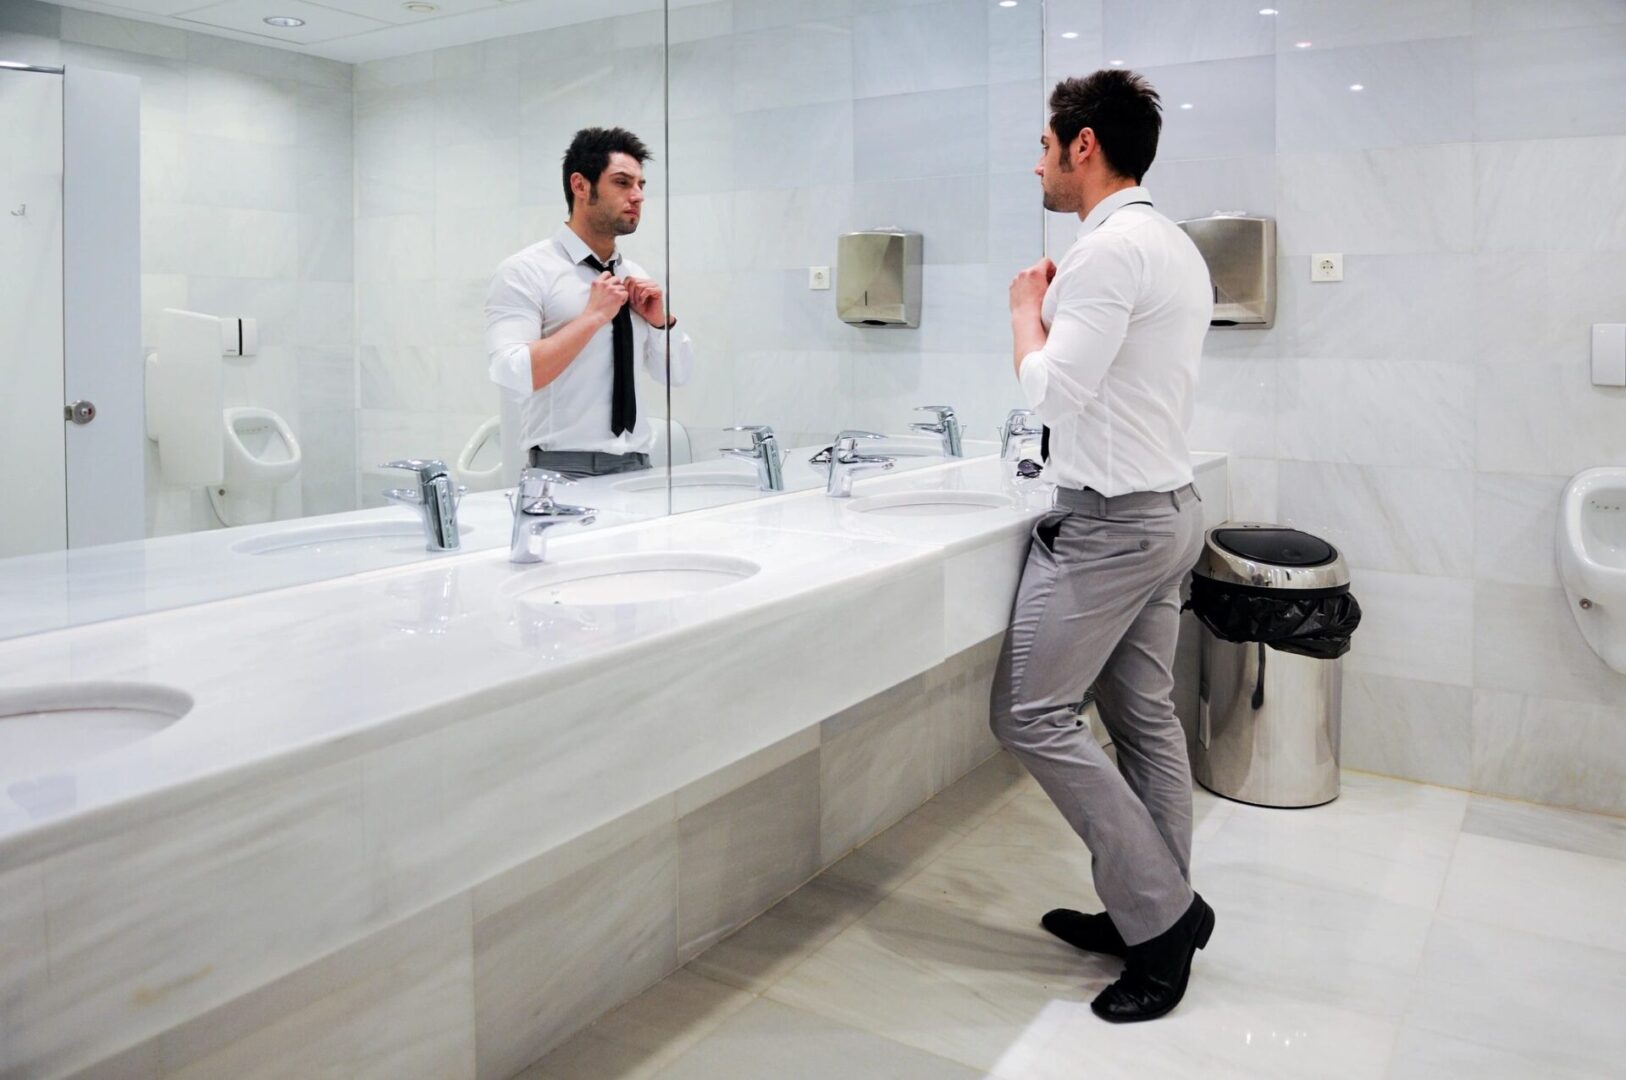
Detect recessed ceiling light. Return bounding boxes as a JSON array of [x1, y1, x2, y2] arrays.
[[1179, 102, 1193, 110], [1349, 83, 1365, 92], [997, 1, 1018, 7], [263, 15, 304, 27], [1259, 7, 1279, 14], [1060, 31, 1078, 39], [1295, 40, 1313, 48], [1109, 59, 1125, 66]]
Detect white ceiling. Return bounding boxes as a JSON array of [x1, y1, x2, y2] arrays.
[[48, 0, 698, 64]]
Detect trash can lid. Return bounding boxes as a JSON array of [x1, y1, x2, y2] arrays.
[[1197, 523, 1350, 590], [1213, 527, 1336, 567]]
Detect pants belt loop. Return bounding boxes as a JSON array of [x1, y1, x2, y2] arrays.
[[1169, 489, 1179, 509]]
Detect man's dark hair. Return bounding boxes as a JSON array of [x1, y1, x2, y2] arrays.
[[562, 126, 651, 211], [1048, 70, 1162, 183]]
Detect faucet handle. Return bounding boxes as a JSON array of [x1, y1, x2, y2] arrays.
[[914, 405, 957, 420], [517, 466, 574, 503], [721, 424, 779, 452], [831, 430, 887, 460], [381, 458, 449, 482]]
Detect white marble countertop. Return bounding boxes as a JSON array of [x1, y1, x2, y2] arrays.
[[0, 436, 995, 642], [0, 450, 1227, 863]]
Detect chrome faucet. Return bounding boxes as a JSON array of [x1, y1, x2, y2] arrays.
[[999, 408, 1044, 461], [382, 459, 463, 551], [825, 430, 896, 497], [910, 405, 963, 457], [508, 468, 596, 564], [719, 424, 784, 491]]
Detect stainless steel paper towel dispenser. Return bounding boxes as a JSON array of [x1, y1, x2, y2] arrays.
[[1177, 213, 1276, 329], [837, 229, 922, 327]]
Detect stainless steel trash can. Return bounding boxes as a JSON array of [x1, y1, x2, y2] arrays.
[[1192, 524, 1354, 808]]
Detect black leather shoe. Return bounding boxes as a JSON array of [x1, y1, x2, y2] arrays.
[[1090, 894, 1215, 1024], [1041, 908, 1128, 959]]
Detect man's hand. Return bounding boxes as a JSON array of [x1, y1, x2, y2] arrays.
[[624, 277, 673, 328], [585, 271, 630, 326], [1009, 257, 1057, 318]]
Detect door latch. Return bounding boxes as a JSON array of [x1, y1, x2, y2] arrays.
[[65, 400, 97, 425]]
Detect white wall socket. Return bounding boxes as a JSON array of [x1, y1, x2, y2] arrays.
[[1310, 253, 1343, 283], [808, 266, 831, 290]]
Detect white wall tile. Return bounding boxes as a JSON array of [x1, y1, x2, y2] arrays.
[[1281, 253, 1474, 365], [1473, 582, 1626, 708], [1342, 672, 1473, 789], [1474, 473, 1565, 587], [1143, 154, 1276, 222], [1102, 0, 1275, 67], [1344, 570, 1474, 687], [732, 102, 854, 191], [1142, 55, 1276, 161], [732, 18, 854, 111], [1277, 461, 1475, 577], [854, 86, 989, 181], [1471, 690, 1626, 816], [1277, 37, 1472, 152], [1275, 0, 1472, 50], [1473, 253, 1626, 368], [1476, 136, 1626, 252], [1474, 24, 1626, 140], [1278, 143, 1475, 254], [1472, 0, 1626, 34], [1277, 359, 1475, 469], [853, 0, 988, 99]]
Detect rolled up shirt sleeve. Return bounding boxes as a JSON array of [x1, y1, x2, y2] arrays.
[[1018, 237, 1140, 426], [643, 320, 694, 387], [484, 260, 542, 397]]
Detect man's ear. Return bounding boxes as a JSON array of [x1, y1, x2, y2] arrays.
[[1073, 128, 1094, 169]]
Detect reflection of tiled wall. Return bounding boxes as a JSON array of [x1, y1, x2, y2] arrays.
[[1, 0, 357, 533], [665, 0, 1047, 459], [351, 16, 670, 503], [1042, 0, 1626, 815]]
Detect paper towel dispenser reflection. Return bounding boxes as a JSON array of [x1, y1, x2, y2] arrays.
[[837, 229, 922, 327], [1176, 213, 1276, 329]]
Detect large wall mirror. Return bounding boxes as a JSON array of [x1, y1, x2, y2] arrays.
[[1, 0, 1056, 639]]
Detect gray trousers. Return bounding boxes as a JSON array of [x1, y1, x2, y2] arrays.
[[528, 448, 651, 480], [990, 484, 1205, 946]]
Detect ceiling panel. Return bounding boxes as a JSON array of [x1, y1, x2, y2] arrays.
[[173, 0, 390, 43]]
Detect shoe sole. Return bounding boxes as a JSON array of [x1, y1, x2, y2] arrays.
[[1092, 901, 1216, 1025]]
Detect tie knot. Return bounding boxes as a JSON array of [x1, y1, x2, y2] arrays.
[[583, 254, 618, 275]]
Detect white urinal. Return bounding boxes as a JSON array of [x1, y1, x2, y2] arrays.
[[209, 406, 302, 527], [1557, 466, 1626, 673], [454, 416, 504, 491]]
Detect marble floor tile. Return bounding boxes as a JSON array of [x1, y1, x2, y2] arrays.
[[650, 997, 987, 1079], [531, 767, 1626, 1079], [1437, 833, 1626, 952], [1401, 917, 1626, 1075], [1460, 793, 1626, 863], [522, 970, 754, 1080], [1196, 772, 1469, 911]]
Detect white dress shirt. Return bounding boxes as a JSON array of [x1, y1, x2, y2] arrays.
[[1018, 186, 1213, 496], [485, 225, 694, 455]]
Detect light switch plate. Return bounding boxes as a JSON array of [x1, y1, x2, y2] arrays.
[[1592, 323, 1626, 387], [1310, 253, 1343, 282], [809, 266, 831, 290]]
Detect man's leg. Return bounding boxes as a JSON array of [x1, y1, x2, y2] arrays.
[[1091, 572, 1195, 883], [990, 512, 1195, 946]]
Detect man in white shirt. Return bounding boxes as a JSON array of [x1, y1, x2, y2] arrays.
[[485, 127, 693, 478], [989, 69, 1216, 1024]]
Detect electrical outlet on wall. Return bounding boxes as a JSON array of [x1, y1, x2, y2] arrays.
[[808, 266, 831, 290], [1310, 253, 1343, 283]]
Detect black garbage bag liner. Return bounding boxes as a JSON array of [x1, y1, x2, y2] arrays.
[[1188, 574, 1362, 660]]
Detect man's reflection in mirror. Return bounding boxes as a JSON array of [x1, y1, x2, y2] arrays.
[[484, 127, 692, 480]]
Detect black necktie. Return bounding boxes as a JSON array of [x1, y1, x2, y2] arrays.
[[583, 254, 636, 436]]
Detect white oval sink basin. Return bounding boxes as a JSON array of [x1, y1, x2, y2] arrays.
[[0, 682, 193, 785], [845, 491, 1012, 518], [503, 553, 760, 608], [232, 521, 471, 556], [614, 472, 759, 493]]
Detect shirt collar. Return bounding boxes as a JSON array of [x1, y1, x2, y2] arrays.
[[554, 223, 619, 270], [1078, 185, 1152, 237]]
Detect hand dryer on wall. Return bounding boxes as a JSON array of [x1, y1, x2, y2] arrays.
[[836, 229, 922, 327], [1176, 213, 1276, 329]]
